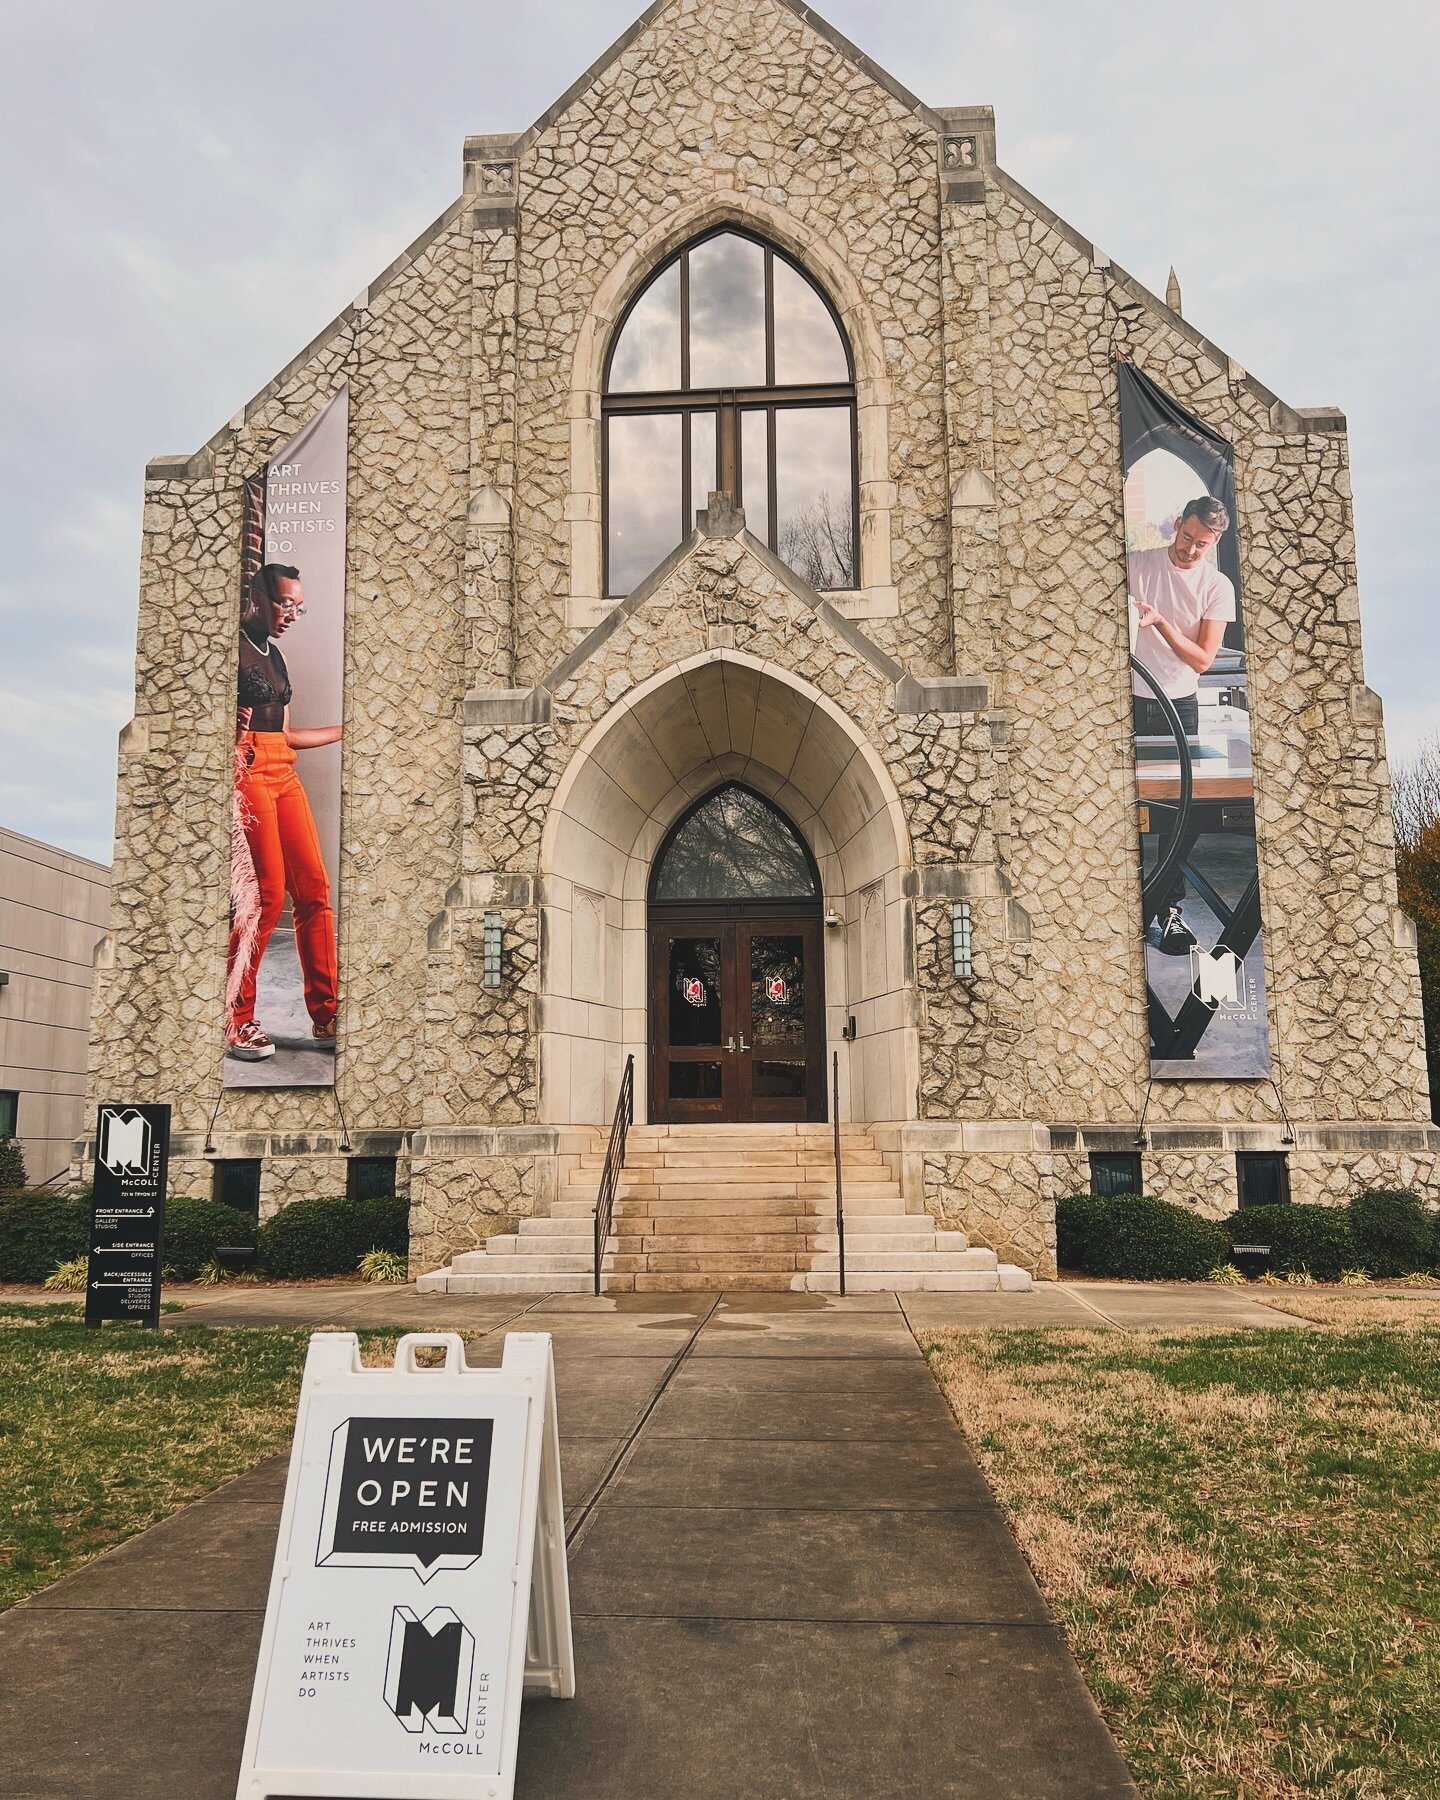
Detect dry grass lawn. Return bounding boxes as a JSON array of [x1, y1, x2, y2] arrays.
[[925, 1299, 1440, 1800], [0, 1303, 415, 1611]]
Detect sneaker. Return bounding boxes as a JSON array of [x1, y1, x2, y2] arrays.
[[227, 1021, 275, 1061], [312, 1019, 336, 1047]]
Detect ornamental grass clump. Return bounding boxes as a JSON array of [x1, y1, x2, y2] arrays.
[[43, 1256, 88, 1292], [358, 1249, 409, 1283]]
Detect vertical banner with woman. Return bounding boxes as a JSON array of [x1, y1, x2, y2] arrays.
[[1119, 363, 1270, 1079], [224, 388, 348, 1087]]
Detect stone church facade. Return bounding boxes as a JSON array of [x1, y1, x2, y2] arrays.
[[88, 0, 1436, 1279]]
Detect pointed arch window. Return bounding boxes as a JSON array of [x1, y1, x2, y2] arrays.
[[604, 229, 858, 598], [650, 784, 820, 903]]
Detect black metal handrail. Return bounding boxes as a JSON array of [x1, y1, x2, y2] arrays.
[[593, 1055, 634, 1296], [832, 1050, 846, 1298]]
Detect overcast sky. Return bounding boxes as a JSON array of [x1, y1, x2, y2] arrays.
[[2, 0, 1436, 865]]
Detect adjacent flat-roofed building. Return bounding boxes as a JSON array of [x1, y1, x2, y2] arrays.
[[2, 827, 110, 1187], [87, 0, 1436, 1286]]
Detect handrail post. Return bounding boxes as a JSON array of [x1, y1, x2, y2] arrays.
[[832, 1050, 845, 1298]]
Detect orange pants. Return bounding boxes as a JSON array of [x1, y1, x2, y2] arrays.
[[227, 733, 337, 1030]]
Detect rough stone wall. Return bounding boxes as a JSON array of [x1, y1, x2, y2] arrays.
[[409, 1153, 543, 1273], [89, 216, 471, 1148], [506, 0, 954, 677], [922, 1152, 1057, 1277], [979, 177, 1432, 1134]]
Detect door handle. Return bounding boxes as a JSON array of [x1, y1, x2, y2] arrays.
[[725, 1036, 736, 1053], [738, 1035, 751, 1053]]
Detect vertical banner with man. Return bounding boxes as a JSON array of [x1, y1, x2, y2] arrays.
[[1119, 363, 1270, 1079], [225, 387, 348, 1088]]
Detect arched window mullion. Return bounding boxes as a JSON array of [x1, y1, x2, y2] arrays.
[[604, 227, 857, 598]]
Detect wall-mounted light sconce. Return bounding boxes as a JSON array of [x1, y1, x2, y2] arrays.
[[823, 907, 842, 928], [0, 971, 9, 989], [482, 911, 503, 988], [951, 902, 973, 979]]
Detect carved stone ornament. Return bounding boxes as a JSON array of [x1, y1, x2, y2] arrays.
[[942, 136, 978, 171], [475, 161, 516, 197]]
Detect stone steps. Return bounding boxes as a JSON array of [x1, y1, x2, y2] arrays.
[[416, 1122, 1034, 1296]]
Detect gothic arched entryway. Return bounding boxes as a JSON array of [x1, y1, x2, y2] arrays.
[[648, 783, 826, 1124]]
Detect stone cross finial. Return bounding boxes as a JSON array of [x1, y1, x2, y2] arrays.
[[1166, 266, 1183, 315]]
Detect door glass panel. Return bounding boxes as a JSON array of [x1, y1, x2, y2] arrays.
[[669, 1062, 724, 1100], [775, 406, 854, 589], [667, 938, 723, 1046], [608, 412, 683, 595], [750, 934, 805, 1046], [688, 233, 766, 388], [753, 1060, 806, 1098]]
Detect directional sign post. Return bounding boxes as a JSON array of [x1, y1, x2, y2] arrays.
[[236, 1330, 574, 1800], [86, 1102, 170, 1329]]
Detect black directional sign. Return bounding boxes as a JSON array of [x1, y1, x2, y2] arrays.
[[86, 1103, 170, 1328]]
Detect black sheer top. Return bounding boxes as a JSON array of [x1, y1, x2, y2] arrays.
[[238, 631, 292, 732]]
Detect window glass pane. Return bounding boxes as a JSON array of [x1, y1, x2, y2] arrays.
[[775, 407, 854, 589], [689, 410, 717, 524], [0, 1090, 16, 1139], [215, 1159, 261, 1217], [653, 784, 817, 901], [750, 935, 805, 1046], [349, 1157, 396, 1201], [668, 939, 723, 1045], [1237, 1154, 1288, 1208], [772, 257, 849, 384], [687, 233, 766, 388], [607, 412, 682, 595], [608, 261, 681, 392], [1089, 1153, 1141, 1198], [741, 410, 771, 544]]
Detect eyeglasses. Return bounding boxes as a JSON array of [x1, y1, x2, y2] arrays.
[[273, 599, 307, 620]]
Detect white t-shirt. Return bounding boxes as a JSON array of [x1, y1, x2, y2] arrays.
[[1128, 544, 1236, 699]]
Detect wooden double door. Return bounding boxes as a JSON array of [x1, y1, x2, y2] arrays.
[[649, 909, 826, 1124]]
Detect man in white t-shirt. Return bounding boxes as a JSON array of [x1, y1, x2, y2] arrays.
[[1129, 494, 1236, 737]]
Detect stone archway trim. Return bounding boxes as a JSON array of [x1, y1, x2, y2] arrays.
[[538, 647, 913, 886]]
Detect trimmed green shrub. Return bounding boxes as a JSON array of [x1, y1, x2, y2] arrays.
[[1056, 1193, 1119, 1271], [163, 1195, 258, 1281], [1080, 1193, 1229, 1281], [1224, 1204, 1353, 1282], [258, 1194, 408, 1279], [0, 1191, 88, 1283], [1349, 1188, 1432, 1279], [0, 1138, 27, 1194]]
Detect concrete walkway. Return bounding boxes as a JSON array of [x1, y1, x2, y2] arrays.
[[0, 1288, 1154, 1798]]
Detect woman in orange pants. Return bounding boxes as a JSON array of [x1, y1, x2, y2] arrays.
[[225, 563, 341, 1062]]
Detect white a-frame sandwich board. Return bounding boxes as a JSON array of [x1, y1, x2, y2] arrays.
[[236, 1331, 574, 1799]]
